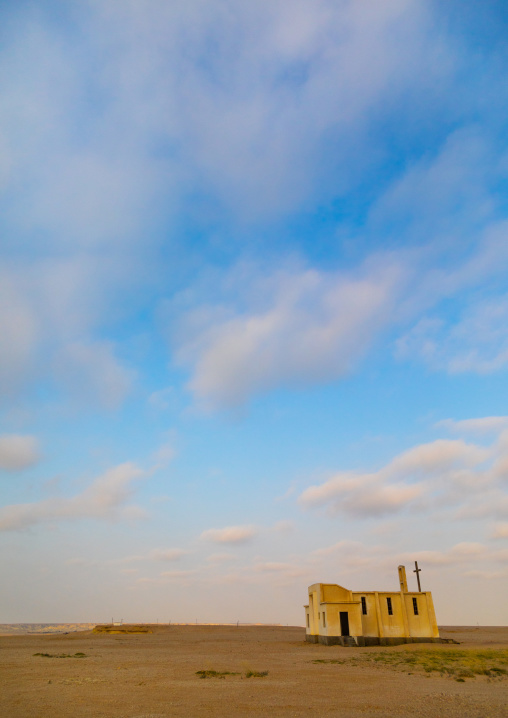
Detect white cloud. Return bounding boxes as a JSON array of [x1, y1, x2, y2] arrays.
[[456, 491, 508, 521], [271, 520, 294, 533], [0, 256, 140, 409], [151, 440, 176, 468], [169, 202, 508, 410], [436, 417, 508, 435], [0, 0, 506, 413], [65, 557, 96, 567], [299, 430, 500, 519], [369, 127, 499, 240], [386, 439, 488, 477], [200, 519, 293, 545], [491, 523, 508, 539], [175, 262, 403, 408], [200, 525, 258, 544], [463, 570, 507, 580], [0, 462, 145, 531], [56, 341, 134, 410], [253, 562, 306, 579], [0, 0, 453, 251], [159, 570, 197, 582], [149, 548, 186, 562], [405, 542, 487, 566], [307, 539, 507, 581], [0, 434, 39, 471], [206, 552, 235, 564], [0, 0, 466, 413], [396, 291, 508, 375], [300, 471, 425, 517], [74, 0, 444, 222], [0, 272, 38, 399], [148, 388, 174, 411]]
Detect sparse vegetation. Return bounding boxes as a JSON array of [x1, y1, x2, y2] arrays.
[[196, 670, 240, 679], [93, 624, 151, 634], [33, 652, 87, 658], [245, 670, 269, 678], [195, 669, 268, 679], [312, 648, 508, 681]]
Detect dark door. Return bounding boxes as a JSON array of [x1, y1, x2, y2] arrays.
[[340, 612, 350, 636]]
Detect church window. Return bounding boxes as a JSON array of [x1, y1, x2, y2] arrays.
[[361, 597, 367, 615], [412, 597, 419, 615], [306, 614, 309, 628], [323, 612, 326, 627], [387, 597, 393, 615]]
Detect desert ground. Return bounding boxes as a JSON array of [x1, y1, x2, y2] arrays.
[[1, 625, 507, 718]]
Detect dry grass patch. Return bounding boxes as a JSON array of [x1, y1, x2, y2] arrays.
[[33, 652, 87, 658], [313, 648, 508, 681], [93, 624, 151, 634], [195, 669, 268, 679], [196, 670, 241, 679]]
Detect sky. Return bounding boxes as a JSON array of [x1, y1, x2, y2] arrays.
[[1, 0, 508, 626]]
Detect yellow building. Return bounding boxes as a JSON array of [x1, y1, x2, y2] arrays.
[[304, 565, 441, 646]]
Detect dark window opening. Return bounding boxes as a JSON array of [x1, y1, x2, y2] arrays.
[[323, 612, 326, 627], [306, 614, 309, 628], [412, 597, 419, 615], [387, 597, 393, 615], [361, 597, 367, 615]]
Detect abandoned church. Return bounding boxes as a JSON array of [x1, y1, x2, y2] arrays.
[[305, 564, 441, 646]]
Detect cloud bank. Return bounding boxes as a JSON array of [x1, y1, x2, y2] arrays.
[[200, 525, 258, 544], [0, 462, 145, 531], [0, 434, 39, 471], [299, 429, 507, 521], [175, 262, 402, 409]]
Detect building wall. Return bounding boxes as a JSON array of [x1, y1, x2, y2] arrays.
[[319, 602, 363, 638], [404, 591, 440, 638], [354, 592, 379, 637], [322, 584, 352, 603], [307, 583, 440, 643], [308, 585, 320, 636], [377, 592, 407, 638]]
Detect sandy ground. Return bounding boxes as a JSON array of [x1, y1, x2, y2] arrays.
[[1, 625, 507, 717]]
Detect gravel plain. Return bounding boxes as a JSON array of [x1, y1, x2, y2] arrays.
[[1, 625, 507, 717]]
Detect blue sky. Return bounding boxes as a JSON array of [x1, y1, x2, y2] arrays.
[[1, 0, 508, 626]]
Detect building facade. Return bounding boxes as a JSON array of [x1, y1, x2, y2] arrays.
[[304, 565, 441, 646]]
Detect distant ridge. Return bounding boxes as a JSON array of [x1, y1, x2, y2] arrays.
[[0, 623, 96, 635], [0, 622, 289, 635]]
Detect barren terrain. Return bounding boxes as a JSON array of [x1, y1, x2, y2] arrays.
[[1, 625, 507, 717]]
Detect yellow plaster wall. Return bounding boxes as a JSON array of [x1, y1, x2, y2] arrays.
[[321, 584, 352, 603], [352, 592, 379, 637], [344, 603, 363, 636], [320, 604, 338, 636], [425, 592, 440, 638], [404, 593, 439, 638], [307, 586, 320, 635], [375, 593, 406, 637], [320, 602, 362, 637]]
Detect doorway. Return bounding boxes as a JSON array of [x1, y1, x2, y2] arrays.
[[340, 611, 350, 636]]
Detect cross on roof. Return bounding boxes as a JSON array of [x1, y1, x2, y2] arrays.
[[413, 561, 422, 592]]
